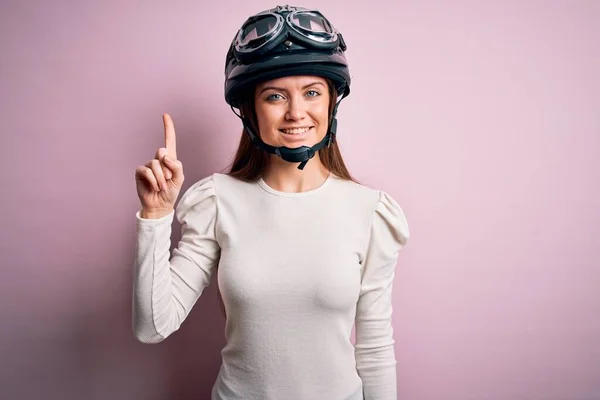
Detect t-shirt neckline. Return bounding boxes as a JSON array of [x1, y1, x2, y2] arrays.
[[257, 172, 334, 197]]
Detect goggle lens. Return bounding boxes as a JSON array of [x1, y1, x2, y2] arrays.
[[239, 15, 280, 46], [289, 12, 333, 34]]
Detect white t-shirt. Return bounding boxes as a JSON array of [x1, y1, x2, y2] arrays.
[[133, 172, 409, 400]]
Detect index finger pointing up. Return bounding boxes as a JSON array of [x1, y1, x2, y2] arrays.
[[163, 113, 177, 160]]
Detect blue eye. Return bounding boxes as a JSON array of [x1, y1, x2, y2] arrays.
[[306, 90, 320, 97], [266, 93, 283, 101]]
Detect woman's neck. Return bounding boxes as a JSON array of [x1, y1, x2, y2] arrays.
[[261, 154, 330, 193]]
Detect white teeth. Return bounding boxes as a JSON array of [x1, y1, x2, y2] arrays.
[[281, 127, 310, 134]]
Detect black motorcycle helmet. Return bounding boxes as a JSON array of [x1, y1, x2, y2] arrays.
[[224, 5, 351, 170]]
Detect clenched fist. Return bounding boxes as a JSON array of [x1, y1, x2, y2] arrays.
[[135, 114, 185, 219]]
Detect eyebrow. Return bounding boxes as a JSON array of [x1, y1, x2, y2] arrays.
[[258, 81, 325, 94]]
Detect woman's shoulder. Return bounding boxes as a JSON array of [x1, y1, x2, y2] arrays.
[[329, 174, 384, 206], [174, 172, 252, 222], [179, 173, 216, 200], [178, 172, 257, 206], [353, 180, 409, 245], [175, 174, 218, 220], [330, 175, 408, 225]]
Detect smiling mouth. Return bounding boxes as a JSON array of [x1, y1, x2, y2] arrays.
[[279, 127, 313, 135]]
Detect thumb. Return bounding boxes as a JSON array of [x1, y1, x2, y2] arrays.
[[163, 155, 184, 184]]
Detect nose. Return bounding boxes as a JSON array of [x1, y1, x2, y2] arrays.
[[285, 94, 307, 121]]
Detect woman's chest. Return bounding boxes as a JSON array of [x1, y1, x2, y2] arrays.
[[216, 208, 367, 313]]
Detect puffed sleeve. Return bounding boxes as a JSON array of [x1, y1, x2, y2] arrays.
[[355, 191, 410, 399], [132, 175, 221, 344]]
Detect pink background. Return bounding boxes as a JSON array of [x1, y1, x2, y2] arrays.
[[2, 0, 599, 399]]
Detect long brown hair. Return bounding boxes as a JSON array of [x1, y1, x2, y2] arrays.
[[217, 78, 358, 319]]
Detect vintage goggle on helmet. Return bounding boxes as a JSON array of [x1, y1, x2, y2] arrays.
[[224, 5, 351, 170], [234, 6, 344, 59]]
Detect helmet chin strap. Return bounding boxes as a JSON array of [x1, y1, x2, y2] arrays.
[[231, 100, 341, 170]]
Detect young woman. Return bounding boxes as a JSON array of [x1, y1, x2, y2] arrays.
[[133, 5, 409, 400]]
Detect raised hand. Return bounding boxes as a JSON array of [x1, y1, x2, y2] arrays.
[[135, 114, 185, 218]]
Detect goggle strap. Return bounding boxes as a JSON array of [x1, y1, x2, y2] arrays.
[[338, 33, 347, 51]]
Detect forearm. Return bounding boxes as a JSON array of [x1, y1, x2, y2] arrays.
[[356, 338, 397, 399], [356, 356, 397, 399], [133, 210, 182, 343]]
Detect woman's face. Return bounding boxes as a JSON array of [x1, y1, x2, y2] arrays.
[[254, 75, 330, 148]]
